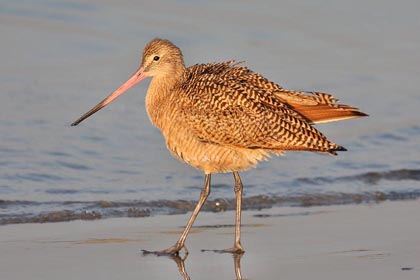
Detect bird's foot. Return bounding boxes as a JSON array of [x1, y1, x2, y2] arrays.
[[202, 244, 244, 255], [142, 243, 188, 256], [222, 245, 245, 255], [222, 240, 244, 254]]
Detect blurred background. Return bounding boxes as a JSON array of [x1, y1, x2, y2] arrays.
[[1, 0, 419, 223]]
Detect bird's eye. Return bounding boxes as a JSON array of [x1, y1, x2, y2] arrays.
[[153, 56, 160, 61]]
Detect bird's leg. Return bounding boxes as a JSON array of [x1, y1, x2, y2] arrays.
[[142, 174, 211, 256], [223, 171, 245, 254]]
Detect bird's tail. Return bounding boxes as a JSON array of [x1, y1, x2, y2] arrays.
[[277, 91, 368, 124]]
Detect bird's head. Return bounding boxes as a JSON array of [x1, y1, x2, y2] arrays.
[[141, 38, 185, 78], [71, 38, 184, 126]]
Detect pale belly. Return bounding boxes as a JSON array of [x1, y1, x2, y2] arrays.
[[162, 125, 271, 174]]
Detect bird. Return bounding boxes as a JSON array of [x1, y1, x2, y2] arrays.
[[71, 38, 367, 256]]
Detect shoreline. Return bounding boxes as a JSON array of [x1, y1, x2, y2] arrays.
[[2, 187, 420, 225]]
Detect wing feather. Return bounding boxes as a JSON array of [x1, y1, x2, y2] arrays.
[[175, 62, 360, 154]]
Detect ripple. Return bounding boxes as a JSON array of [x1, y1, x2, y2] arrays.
[[45, 188, 80, 194], [294, 169, 420, 186], [5, 172, 64, 182], [56, 160, 92, 170], [186, 183, 231, 191], [377, 133, 407, 142], [46, 151, 71, 157], [2, 189, 420, 225]]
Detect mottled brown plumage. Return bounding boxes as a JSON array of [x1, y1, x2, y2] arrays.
[[72, 38, 367, 256], [142, 39, 366, 174]]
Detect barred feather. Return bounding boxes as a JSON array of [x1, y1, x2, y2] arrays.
[[141, 39, 366, 173]]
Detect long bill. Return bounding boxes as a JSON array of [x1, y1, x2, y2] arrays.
[[71, 66, 148, 126]]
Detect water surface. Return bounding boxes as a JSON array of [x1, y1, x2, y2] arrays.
[[1, 0, 419, 224]]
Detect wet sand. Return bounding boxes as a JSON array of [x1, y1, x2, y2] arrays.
[[1, 200, 419, 280]]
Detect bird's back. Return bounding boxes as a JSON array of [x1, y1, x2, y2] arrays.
[[148, 60, 366, 173]]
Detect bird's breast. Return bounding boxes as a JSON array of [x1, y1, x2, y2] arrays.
[[145, 79, 271, 174], [161, 120, 270, 174]]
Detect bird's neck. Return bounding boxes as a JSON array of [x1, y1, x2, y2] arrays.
[[145, 73, 183, 129]]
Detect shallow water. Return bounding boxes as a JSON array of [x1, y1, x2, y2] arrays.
[[1, 0, 419, 224]]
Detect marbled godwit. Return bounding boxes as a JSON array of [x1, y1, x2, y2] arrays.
[[71, 38, 367, 255]]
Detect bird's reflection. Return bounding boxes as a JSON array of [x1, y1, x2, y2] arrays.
[[233, 252, 244, 280], [162, 252, 245, 280], [169, 254, 191, 280]]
